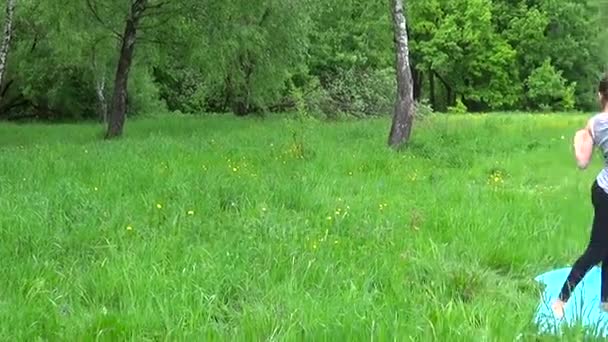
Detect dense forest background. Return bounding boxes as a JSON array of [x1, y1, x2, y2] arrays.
[[0, 0, 607, 122]]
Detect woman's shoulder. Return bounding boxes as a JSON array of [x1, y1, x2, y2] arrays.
[[591, 112, 608, 120], [589, 113, 608, 141]]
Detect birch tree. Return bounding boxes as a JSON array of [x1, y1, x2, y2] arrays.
[[0, 0, 15, 99], [388, 0, 415, 148]]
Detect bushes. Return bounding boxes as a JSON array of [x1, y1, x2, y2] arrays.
[[153, 65, 207, 115], [291, 67, 396, 119], [525, 59, 577, 111], [127, 65, 167, 117]]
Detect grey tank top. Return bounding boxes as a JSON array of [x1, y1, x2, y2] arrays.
[[591, 113, 608, 191]]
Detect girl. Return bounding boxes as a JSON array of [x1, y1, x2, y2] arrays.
[[552, 74, 608, 319]]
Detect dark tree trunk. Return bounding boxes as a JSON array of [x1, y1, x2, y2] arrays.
[[388, 0, 415, 148], [429, 68, 436, 110], [105, 0, 146, 139], [412, 68, 423, 101], [434, 71, 453, 109], [231, 53, 254, 116]]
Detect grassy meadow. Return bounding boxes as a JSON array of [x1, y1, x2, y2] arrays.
[[0, 112, 604, 340]]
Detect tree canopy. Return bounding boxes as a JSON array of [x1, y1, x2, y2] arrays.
[[0, 0, 605, 123]]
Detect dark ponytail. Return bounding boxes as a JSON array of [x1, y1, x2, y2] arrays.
[[600, 74, 608, 108]]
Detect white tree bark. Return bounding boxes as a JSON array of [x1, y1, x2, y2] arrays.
[[95, 73, 107, 123], [0, 0, 15, 93], [92, 46, 108, 123], [388, 0, 416, 148]]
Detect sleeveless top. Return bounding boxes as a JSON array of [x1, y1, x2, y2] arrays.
[[590, 113, 608, 191]]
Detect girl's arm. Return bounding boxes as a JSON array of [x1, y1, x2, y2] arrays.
[[573, 118, 594, 169]]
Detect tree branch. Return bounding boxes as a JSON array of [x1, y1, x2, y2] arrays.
[[137, 15, 174, 31], [144, 0, 170, 11], [136, 34, 185, 50], [86, 0, 123, 39], [1, 78, 13, 97], [132, 0, 149, 19]]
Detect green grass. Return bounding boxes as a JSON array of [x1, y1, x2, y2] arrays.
[[0, 112, 604, 340]]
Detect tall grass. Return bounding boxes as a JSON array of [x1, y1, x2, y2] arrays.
[[0, 112, 603, 340]]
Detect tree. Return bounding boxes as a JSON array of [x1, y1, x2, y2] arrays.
[[200, 0, 312, 115], [85, 0, 202, 138], [102, 0, 145, 139], [88, 0, 154, 139], [0, 0, 15, 99], [388, 0, 415, 148], [0, 0, 605, 123]]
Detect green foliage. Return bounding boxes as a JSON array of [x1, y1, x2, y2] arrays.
[[0, 0, 605, 121], [413, 98, 434, 122], [196, 0, 312, 115], [526, 59, 577, 111], [405, 0, 604, 112], [448, 98, 468, 115], [288, 76, 332, 120], [153, 65, 207, 114], [127, 65, 167, 116], [318, 67, 395, 118], [307, 0, 392, 74], [412, 0, 521, 110]]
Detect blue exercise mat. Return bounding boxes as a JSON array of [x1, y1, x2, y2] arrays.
[[534, 266, 608, 337]]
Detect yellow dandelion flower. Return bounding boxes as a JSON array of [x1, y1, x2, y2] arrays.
[[233, 167, 238, 172], [126, 225, 133, 231], [156, 203, 162, 209], [187, 210, 195, 215], [94, 187, 98, 191]]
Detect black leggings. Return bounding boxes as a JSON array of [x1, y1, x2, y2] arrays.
[[559, 180, 608, 302]]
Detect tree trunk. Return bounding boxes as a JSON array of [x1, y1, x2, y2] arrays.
[[412, 68, 423, 101], [388, 0, 415, 148], [0, 0, 15, 99], [429, 68, 436, 110], [91, 44, 108, 123], [434, 71, 452, 109], [96, 74, 107, 123], [105, 0, 146, 139]]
